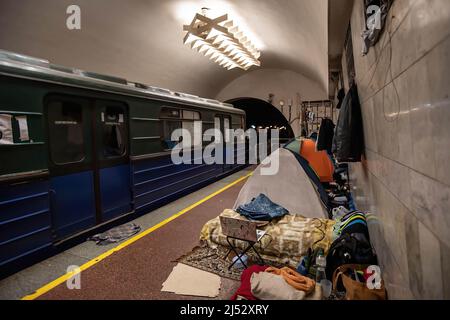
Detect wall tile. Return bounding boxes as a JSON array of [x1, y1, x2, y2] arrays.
[[349, 162, 375, 213], [375, 153, 412, 210], [391, 0, 450, 79], [360, 98, 378, 152], [407, 58, 437, 179], [418, 222, 443, 299], [426, 37, 450, 186], [381, 252, 414, 299], [365, 149, 380, 180], [440, 241, 450, 299], [371, 221, 413, 299], [410, 170, 450, 248], [404, 215, 423, 299], [374, 178, 409, 275], [392, 72, 413, 168], [372, 82, 401, 161]]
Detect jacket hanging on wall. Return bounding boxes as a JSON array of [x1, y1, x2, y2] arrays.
[[316, 118, 335, 154], [336, 88, 346, 110], [332, 84, 364, 162]]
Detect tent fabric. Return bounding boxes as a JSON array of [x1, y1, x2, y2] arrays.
[[284, 137, 301, 156], [234, 148, 327, 219], [288, 150, 330, 210], [299, 139, 334, 183]]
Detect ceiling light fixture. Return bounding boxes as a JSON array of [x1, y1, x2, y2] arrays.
[[183, 8, 261, 71]]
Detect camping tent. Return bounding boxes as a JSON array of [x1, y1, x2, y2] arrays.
[[234, 148, 327, 219], [299, 139, 334, 183]]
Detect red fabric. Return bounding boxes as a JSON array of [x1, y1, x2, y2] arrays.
[[230, 265, 269, 300]]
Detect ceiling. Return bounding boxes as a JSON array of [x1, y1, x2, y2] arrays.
[[0, 0, 329, 99]]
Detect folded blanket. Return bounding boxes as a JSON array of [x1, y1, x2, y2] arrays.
[[251, 272, 306, 300], [265, 267, 316, 294], [200, 209, 336, 268]]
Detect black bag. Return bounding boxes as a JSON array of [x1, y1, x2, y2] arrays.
[[326, 233, 377, 279]]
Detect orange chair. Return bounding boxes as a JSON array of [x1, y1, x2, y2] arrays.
[[300, 139, 334, 183]]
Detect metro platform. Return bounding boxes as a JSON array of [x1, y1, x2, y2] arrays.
[[0, 168, 254, 300]]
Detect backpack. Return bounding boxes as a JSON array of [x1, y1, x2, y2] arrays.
[[326, 233, 377, 279]]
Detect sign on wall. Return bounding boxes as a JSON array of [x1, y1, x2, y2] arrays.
[[0, 114, 13, 145]]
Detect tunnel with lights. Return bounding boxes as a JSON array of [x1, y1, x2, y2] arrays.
[[226, 98, 295, 143]]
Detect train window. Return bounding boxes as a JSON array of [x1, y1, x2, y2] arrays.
[[224, 117, 230, 143], [161, 108, 201, 150], [161, 107, 180, 118], [48, 101, 85, 165], [182, 120, 202, 148], [214, 117, 221, 130], [102, 106, 126, 158], [182, 110, 201, 120], [213, 116, 223, 144], [162, 120, 181, 150]]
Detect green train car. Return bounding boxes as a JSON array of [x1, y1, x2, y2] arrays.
[[0, 50, 246, 275]]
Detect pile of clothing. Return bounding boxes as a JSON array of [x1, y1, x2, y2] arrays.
[[231, 265, 321, 300]]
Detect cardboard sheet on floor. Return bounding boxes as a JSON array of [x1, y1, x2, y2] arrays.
[[161, 263, 221, 298], [234, 148, 327, 218]]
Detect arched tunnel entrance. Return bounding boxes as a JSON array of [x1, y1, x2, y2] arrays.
[[226, 98, 296, 143]]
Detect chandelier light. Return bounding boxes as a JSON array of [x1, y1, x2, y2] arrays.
[[183, 8, 261, 70]]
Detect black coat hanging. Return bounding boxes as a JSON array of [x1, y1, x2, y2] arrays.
[[332, 84, 365, 162]]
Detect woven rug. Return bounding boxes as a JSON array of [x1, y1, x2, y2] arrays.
[[176, 244, 286, 281], [176, 245, 242, 281]]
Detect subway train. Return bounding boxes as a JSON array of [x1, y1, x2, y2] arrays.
[[0, 50, 247, 275]]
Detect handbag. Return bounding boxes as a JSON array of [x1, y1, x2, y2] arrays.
[[332, 264, 387, 300]]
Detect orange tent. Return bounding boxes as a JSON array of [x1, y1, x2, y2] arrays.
[[300, 139, 334, 183]]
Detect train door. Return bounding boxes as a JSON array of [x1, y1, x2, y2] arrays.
[[46, 96, 96, 239], [222, 116, 233, 171], [46, 96, 132, 241], [94, 100, 132, 222]]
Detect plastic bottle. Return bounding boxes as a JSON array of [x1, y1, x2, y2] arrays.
[[315, 254, 332, 298], [315, 254, 327, 283]]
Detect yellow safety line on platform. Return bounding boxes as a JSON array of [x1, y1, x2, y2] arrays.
[[21, 171, 252, 300]]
